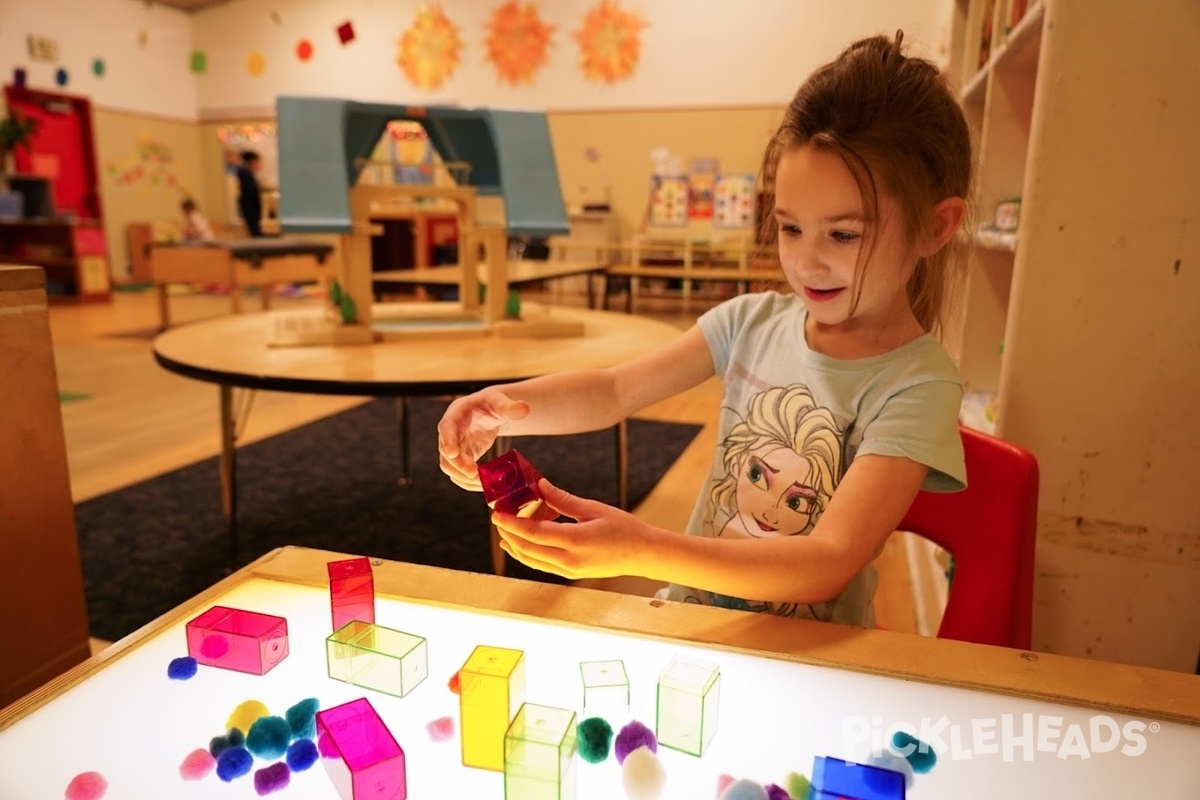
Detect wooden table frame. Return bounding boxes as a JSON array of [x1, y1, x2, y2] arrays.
[[4, 545, 1198, 735]]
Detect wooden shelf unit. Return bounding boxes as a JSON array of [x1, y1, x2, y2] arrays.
[[0, 219, 111, 303], [942, 0, 1200, 673]]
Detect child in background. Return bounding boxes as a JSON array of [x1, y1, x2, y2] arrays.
[[437, 31, 973, 629], [180, 197, 214, 241]]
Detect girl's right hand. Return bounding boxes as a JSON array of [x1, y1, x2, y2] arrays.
[[437, 389, 531, 491]]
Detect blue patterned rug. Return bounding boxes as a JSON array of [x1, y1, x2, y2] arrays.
[[74, 398, 702, 641]]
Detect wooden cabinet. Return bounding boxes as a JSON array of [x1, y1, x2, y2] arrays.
[[943, 0, 1200, 672], [0, 266, 91, 707], [0, 220, 111, 302]]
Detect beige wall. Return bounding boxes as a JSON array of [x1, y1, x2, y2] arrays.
[[92, 109, 207, 277]]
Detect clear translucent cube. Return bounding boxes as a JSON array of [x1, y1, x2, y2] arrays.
[[504, 703, 578, 800], [579, 660, 629, 716], [655, 656, 720, 756]]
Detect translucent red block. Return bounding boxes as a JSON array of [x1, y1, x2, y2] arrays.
[[478, 450, 545, 517], [328, 557, 375, 632]]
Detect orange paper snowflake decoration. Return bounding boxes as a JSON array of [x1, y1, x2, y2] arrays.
[[573, 0, 645, 84], [484, 1, 555, 85], [397, 4, 463, 90]]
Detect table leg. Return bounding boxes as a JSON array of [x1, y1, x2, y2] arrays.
[[218, 385, 256, 572], [586, 273, 596, 309], [157, 284, 171, 330], [218, 385, 238, 573], [394, 397, 412, 486], [260, 284, 272, 311], [615, 418, 629, 510]]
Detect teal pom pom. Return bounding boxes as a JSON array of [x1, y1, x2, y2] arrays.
[[720, 779, 769, 800], [246, 716, 291, 760], [577, 717, 614, 764], [286, 698, 319, 739], [892, 730, 938, 773]]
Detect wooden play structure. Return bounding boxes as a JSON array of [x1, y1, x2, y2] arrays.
[[274, 97, 580, 344]]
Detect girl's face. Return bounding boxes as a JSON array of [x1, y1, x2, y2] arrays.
[[773, 144, 919, 336], [730, 441, 821, 539]]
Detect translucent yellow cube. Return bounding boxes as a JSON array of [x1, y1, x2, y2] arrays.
[[656, 656, 720, 756], [460, 645, 526, 771], [504, 703, 578, 800], [326, 620, 428, 699]]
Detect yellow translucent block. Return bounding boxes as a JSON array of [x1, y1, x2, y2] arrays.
[[459, 645, 526, 771]]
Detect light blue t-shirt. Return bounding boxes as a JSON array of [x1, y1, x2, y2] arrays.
[[659, 290, 966, 627]]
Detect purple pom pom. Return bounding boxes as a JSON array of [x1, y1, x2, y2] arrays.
[[614, 720, 657, 765], [766, 784, 792, 800], [254, 762, 290, 795]]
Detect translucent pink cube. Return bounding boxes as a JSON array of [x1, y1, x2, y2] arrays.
[[316, 698, 407, 800], [478, 450, 545, 517], [328, 557, 375, 632], [185, 606, 289, 675]]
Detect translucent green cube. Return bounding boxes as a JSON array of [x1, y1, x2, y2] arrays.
[[326, 620, 428, 698], [504, 703, 578, 800], [579, 660, 629, 716], [655, 656, 720, 756]]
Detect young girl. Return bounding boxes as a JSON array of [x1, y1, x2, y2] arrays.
[[437, 31, 973, 629]]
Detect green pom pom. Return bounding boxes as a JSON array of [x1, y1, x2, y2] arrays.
[[785, 771, 810, 799], [577, 717, 614, 764]]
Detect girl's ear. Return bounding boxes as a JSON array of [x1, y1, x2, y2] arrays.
[[919, 196, 968, 256]]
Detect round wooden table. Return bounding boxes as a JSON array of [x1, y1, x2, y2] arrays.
[[153, 305, 684, 572]]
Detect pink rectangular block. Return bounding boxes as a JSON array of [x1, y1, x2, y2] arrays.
[[478, 450, 545, 517], [329, 557, 375, 632], [185, 606, 289, 675], [316, 698, 406, 800]]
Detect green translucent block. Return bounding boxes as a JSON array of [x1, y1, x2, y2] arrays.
[[579, 660, 629, 716], [326, 620, 428, 698], [655, 656, 720, 756], [461, 645, 526, 771], [505, 703, 578, 800]]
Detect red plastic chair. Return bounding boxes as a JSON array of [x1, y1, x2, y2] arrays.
[[898, 425, 1039, 649]]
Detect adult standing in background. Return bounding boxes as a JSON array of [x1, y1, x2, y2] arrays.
[[236, 150, 264, 237]]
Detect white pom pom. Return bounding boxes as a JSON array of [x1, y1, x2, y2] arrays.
[[621, 745, 666, 800]]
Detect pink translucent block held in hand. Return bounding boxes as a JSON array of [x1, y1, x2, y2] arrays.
[[478, 450, 545, 517], [315, 698, 407, 800], [185, 606, 289, 676], [327, 557, 375, 632]]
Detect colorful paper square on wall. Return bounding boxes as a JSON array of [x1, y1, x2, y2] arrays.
[[337, 21, 355, 45], [189, 50, 207, 74]]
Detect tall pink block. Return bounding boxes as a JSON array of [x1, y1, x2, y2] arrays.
[[316, 698, 406, 800], [478, 450, 545, 517], [185, 606, 288, 675], [328, 557, 375, 632]]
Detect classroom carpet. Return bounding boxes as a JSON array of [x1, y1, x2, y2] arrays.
[[74, 397, 703, 642]]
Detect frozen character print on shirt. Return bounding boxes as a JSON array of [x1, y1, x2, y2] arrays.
[[691, 384, 846, 617]]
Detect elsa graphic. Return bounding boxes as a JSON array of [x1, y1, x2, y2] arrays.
[[702, 384, 844, 616]]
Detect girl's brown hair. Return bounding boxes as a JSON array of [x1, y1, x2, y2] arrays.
[[759, 30, 974, 335]]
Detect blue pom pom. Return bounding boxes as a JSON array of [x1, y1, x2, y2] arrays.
[[286, 739, 319, 772], [892, 730, 937, 773], [285, 698, 319, 740], [167, 656, 198, 680], [246, 716, 292, 760], [215, 746, 253, 782], [720, 779, 769, 800]]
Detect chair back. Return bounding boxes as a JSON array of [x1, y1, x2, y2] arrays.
[[898, 426, 1039, 649]]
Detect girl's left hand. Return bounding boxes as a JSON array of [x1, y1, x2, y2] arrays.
[[492, 478, 656, 580]]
